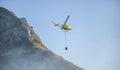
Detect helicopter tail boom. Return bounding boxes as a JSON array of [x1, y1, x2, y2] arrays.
[[52, 20, 62, 27]]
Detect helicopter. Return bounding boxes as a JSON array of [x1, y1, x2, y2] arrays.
[[52, 15, 71, 51], [52, 15, 72, 30]]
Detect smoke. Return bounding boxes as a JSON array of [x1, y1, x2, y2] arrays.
[[0, 46, 82, 70], [0, 47, 49, 70]]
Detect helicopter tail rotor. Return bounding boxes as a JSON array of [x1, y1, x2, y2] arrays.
[[52, 20, 56, 26]]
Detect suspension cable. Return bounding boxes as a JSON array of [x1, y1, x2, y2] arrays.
[[64, 30, 67, 47]]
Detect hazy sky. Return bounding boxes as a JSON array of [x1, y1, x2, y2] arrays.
[[0, 0, 120, 70]]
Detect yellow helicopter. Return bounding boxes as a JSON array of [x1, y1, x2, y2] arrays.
[[52, 16, 71, 51], [52, 15, 72, 30]]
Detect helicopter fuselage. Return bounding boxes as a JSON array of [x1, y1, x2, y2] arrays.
[[61, 24, 71, 30]]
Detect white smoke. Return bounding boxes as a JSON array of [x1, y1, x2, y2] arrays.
[[0, 47, 82, 70]]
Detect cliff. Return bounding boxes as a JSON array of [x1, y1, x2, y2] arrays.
[[0, 7, 84, 70]]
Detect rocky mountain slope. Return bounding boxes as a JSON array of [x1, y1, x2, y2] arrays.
[[0, 7, 84, 70]]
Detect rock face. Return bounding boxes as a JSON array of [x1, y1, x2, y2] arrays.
[[0, 7, 84, 70]]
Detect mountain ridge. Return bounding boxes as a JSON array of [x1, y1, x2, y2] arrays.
[[0, 7, 84, 70]]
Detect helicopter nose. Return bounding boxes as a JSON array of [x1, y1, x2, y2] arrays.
[[68, 26, 72, 30]]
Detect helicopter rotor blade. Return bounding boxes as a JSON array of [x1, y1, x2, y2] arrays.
[[64, 15, 70, 24]]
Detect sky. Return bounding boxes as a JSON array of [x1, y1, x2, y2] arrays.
[[0, 0, 120, 70]]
